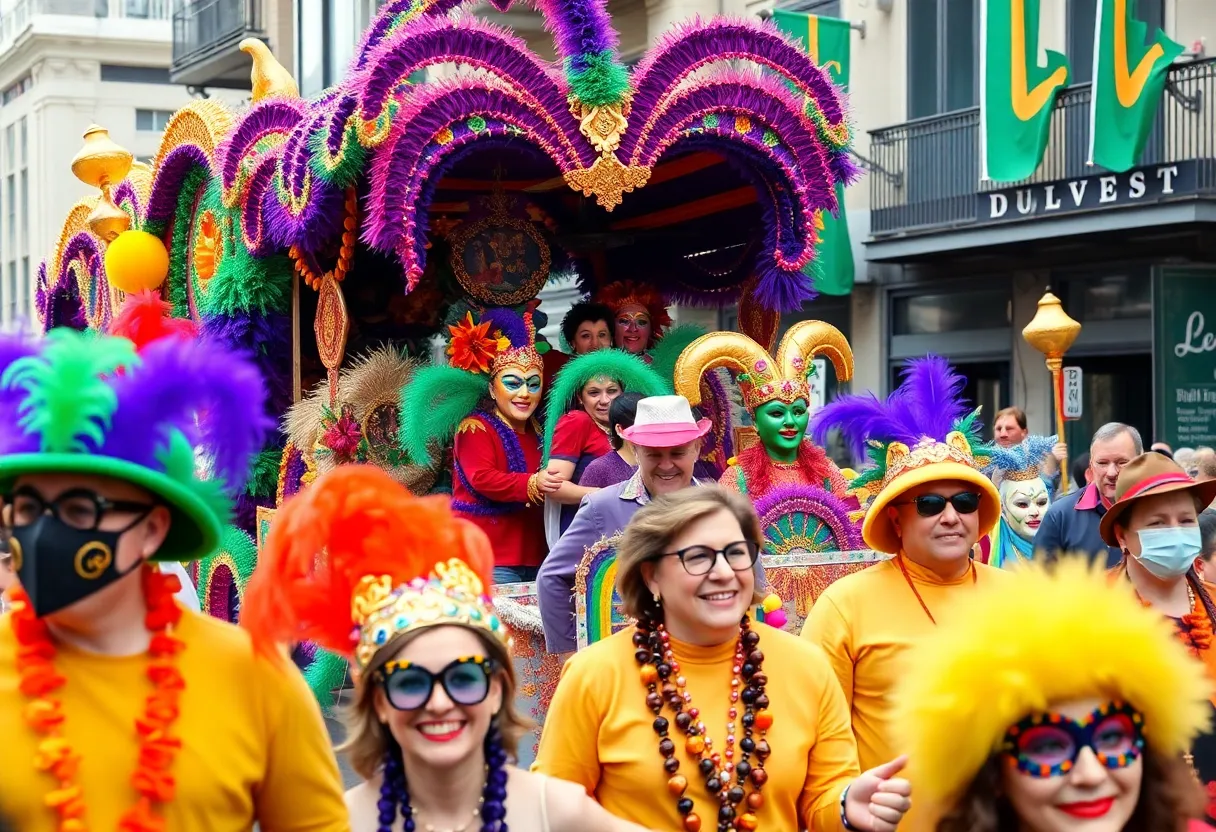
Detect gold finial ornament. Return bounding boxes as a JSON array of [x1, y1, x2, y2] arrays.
[[1022, 291, 1082, 359], [71, 125, 134, 242], [1022, 290, 1083, 492], [240, 38, 300, 101]]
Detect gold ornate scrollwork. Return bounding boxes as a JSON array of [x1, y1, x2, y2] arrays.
[[564, 153, 652, 212]]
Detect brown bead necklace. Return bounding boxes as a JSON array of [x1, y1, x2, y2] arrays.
[[633, 616, 772, 832]]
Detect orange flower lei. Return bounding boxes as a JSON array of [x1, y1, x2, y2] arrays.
[[11, 565, 186, 832], [1133, 580, 1213, 658]]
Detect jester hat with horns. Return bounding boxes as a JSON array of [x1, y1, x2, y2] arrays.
[[673, 321, 853, 413]]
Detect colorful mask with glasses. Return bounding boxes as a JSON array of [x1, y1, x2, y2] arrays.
[[1002, 702, 1145, 778], [595, 280, 672, 353]]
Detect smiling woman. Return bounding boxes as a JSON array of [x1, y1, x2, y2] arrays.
[[534, 487, 915, 832], [243, 465, 654, 832]]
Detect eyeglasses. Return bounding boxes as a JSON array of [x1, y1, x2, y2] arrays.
[[653, 541, 760, 576], [6, 487, 156, 532], [1001, 702, 1144, 778], [895, 491, 981, 518], [376, 656, 497, 711]]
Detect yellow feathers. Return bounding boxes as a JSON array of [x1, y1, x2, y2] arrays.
[[894, 559, 1212, 813]]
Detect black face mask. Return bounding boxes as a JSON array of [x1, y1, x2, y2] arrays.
[[10, 515, 140, 618]]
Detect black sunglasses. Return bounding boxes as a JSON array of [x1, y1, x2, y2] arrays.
[[6, 487, 157, 532], [653, 540, 761, 576], [896, 491, 981, 518], [376, 656, 497, 711]]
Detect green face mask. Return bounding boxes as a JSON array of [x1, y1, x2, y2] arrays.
[[753, 399, 810, 462]]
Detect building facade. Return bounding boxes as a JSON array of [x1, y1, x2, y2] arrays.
[[734, 0, 1216, 454], [0, 0, 252, 326]]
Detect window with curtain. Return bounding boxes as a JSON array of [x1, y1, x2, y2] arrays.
[[907, 0, 978, 118]]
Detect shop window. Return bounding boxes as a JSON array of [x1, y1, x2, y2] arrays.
[[1059, 270, 1152, 322], [907, 0, 978, 118], [135, 109, 173, 132], [891, 287, 1009, 335]]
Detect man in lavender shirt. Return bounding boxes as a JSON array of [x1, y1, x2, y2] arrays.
[[537, 395, 711, 656]]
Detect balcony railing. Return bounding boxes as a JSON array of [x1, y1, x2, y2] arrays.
[[0, 0, 169, 47], [868, 58, 1216, 237], [171, 0, 260, 68]]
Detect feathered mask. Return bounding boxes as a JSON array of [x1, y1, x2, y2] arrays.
[[811, 356, 988, 501], [986, 435, 1058, 486], [242, 465, 507, 670], [446, 307, 542, 377], [0, 315, 271, 560]]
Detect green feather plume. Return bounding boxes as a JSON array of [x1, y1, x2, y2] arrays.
[[566, 51, 631, 108], [400, 364, 486, 466], [304, 649, 350, 712], [157, 431, 233, 524], [541, 349, 669, 464], [648, 323, 707, 388], [2, 329, 138, 454]]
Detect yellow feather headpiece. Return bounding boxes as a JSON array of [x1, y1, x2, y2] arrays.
[[895, 559, 1213, 817]]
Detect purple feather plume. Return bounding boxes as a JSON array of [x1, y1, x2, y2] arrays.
[[812, 355, 969, 458], [0, 330, 45, 455], [481, 307, 530, 349], [101, 335, 274, 494]]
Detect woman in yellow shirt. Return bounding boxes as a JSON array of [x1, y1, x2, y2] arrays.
[[244, 465, 651, 832], [534, 486, 912, 832]]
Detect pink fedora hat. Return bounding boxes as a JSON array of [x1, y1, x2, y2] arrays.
[[621, 395, 713, 449]]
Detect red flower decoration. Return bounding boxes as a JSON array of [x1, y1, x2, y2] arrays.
[[446, 312, 501, 374]]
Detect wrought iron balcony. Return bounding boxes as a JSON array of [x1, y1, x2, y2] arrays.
[[170, 0, 263, 88], [867, 57, 1216, 240]]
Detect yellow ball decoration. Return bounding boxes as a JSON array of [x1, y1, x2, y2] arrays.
[[761, 593, 782, 614], [104, 230, 169, 294]]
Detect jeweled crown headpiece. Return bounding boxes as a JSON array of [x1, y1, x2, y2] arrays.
[[243, 465, 508, 670], [986, 435, 1058, 485], [674, 321, 853, 412], [446, 307, 543, 377]]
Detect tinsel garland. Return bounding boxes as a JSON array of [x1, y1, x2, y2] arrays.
[[161, 165, 210, 319]]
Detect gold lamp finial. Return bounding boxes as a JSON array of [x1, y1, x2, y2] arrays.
[[71, 125, 133, 242], [1021, 290, 1082, 361]]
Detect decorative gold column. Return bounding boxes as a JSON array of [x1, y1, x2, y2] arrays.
[[1022, 291, 1082, 492], [70, 125, 132, 242]]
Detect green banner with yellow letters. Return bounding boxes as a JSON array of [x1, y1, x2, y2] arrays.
[[981, 0, 1070, 182], [772, 10, 854, 296], [1088, 0, 1183, 172]]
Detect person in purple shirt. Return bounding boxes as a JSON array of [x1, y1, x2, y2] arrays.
[[580, 393, 719, 489], [537, 395, 711, 656]]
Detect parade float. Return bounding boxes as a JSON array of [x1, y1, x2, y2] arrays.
[[36, 0, 879, 759]]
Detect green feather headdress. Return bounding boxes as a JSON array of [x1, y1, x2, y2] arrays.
[[648, 323, 707, 386], [541, 349, 670, 464], [400, 364, 486, 467]]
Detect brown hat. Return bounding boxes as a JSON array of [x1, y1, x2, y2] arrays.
[[1098, 452, 1216, 546]]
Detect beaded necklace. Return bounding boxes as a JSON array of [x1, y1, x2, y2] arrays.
[[377, 724, 510, 832], [895, 554, 976, 625], [634, 617, 771, 832]]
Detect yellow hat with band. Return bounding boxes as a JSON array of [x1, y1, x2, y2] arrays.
[[810, 355, 998, 554]]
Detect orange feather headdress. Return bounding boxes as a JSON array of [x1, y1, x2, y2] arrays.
[[242, 465, 506, 669]]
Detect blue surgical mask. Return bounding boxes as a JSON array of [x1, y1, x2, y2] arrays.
[[1134, 526, 1202, 579]]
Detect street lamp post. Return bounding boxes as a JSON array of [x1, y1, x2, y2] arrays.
[[1022, 290, 1082, 493]]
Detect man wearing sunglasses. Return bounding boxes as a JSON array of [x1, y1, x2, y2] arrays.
[[799, 356, 1008, 826]]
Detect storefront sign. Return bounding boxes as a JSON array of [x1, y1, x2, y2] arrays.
[[1062, 367, 1083, 419], [1153, 268, 1216, 448], [980, 161, 1198, 223]]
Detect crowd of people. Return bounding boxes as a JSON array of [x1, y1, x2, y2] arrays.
[[1, 306, 1214, 832]]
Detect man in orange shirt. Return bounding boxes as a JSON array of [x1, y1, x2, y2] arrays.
[[0, 316, 348, 832], [802, 356, 1008, 776]]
